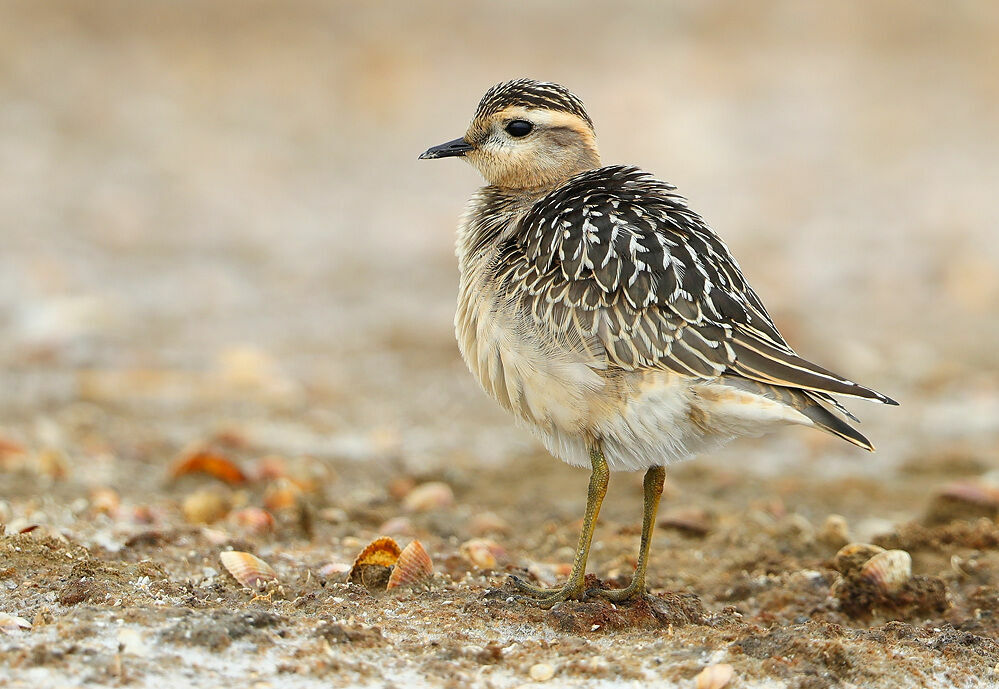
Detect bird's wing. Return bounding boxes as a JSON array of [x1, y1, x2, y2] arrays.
[[495, 165, 895, 405]]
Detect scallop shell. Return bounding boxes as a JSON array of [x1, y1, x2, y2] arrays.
[[695, 663, 734, 689], [220, 551, 278, 590], [387, 540, 433, 590], [859, 549, 912, 594], [351, 536, 402, 569], [349, 536, 402, 589], [833, 543, 886, 576]]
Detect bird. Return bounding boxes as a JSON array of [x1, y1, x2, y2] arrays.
[[419, 79, 897, 608]]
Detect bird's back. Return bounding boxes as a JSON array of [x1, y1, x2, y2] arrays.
[[455, 166, 894, 469]]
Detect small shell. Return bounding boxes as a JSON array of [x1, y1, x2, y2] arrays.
[[232, 507, 275, 534], [220, 551, 278, 590], [938, 481, 999, 506], [833, 543, 886, 576], [351, 536, 402, 569], [170, 448, 247, 485], [528, 662, 555, 681], [387, 476, 417, 500], [387, 540, 433, 590], [468, 512, 510, 536], [263, 478, 303, 512], [817, 514, 850, 548], [182, 488, 230, 524], [253, 454, 288, 481], [402, 482, 454, 512], [319, 561, 352, 578], [860, 549, 912, 594], [349, 536, 402, 590], [90, 487, 120, 516], [460, 538, 506, 570], [695, 663, 734, 689], [378, 516, 416, 536], [0, 613, 32, 633], [36, 449, 68, 480]]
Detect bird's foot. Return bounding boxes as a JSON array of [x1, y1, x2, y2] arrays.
[[586, 576, 647, 603], [585, 581, 647, 603], [508, 574, 587, 609]]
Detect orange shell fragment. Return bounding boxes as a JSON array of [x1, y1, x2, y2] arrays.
[[170, 449, 247, 485], [351, 536, 402, 571]]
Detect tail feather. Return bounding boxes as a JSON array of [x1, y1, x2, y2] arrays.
[[721, 375, 879, 451], [798, 392, 875, 451], [729, 334, 898, 406]]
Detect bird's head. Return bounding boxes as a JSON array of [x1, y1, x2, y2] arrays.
[[420, 79, 601, 190]]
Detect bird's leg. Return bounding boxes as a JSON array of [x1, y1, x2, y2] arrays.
[[510, 447, 609, 608], [589, 465, 665, 602]]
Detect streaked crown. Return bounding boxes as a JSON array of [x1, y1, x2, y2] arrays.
[[473, 79, 594, 130]]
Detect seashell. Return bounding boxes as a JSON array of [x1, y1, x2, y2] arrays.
[[319, 561, 352, 578], [387, 476, 417, 501], [833, 543, 885, 576], [817, 514, 850, 548], [263, 478, 303, 512], [924, 480, 999, 525], [402, 481, 454, 512], [220, 551, 278, 590], [35, 449, 68, 480], [695, 663, 734, 689], [351, 536, 402, 569], [468, 511, 510, 536], [387, 540, 433, 590], [90, 487, 120, 516], [460, 538, 506, 570], [0, 435, 26, 466], [378, 516, 415, 536], [938, 480, 999, 506], [349, 536, 401, 590], [170, 447, 247, 485], [0, 613, 32, 633], [231, 507, 275, 534], [859, 549, 912, 594], [182, 488, 230, 524], [253, 454, 288, 481]]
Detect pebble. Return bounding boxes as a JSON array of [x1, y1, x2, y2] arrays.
[[529, 662, 555, 681], [818, 514, 850, 547], [695, 663, 734, 689]]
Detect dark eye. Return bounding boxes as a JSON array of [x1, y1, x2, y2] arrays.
[[505, 120, 533, 137]]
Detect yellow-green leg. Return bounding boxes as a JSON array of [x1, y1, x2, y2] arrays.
[[590, 465, 666, 602], [510, 446, 609, 608]]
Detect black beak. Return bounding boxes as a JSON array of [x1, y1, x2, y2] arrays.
[[419, 137, 474, 160]]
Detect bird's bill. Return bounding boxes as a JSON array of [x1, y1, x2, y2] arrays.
[[419, 137, 474, 160]]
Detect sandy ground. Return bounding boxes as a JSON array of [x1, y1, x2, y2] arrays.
[[2, 2, 999, 688]]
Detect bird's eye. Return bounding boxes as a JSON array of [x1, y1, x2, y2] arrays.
[[505, 120, 533, 137]]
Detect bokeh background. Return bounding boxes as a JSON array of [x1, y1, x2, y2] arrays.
[[1, 1, 997, 487]]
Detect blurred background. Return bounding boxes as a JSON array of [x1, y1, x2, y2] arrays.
[[1, 1, 997, 492]]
